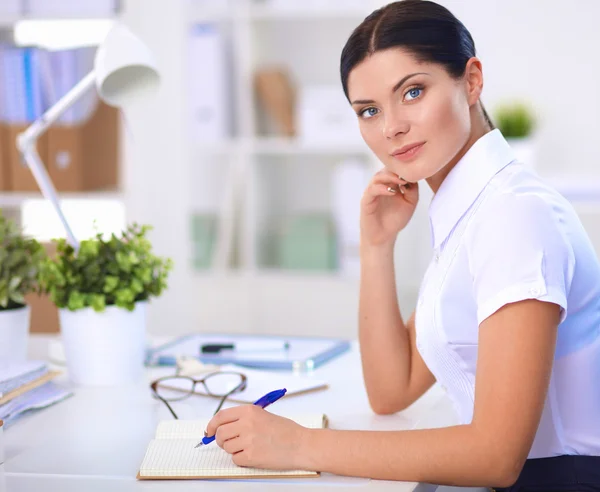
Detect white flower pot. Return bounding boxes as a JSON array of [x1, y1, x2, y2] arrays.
[[0, 305, 30, 367], [59, 301, 147, 386]]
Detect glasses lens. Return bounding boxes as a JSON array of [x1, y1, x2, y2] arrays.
[[154, 377, 195, 401], [203, 372, 244, 397]]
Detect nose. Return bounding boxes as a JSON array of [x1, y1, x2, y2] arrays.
[[383, 111, 409, 140]]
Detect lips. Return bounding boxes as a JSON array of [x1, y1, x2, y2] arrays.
[[392, 142, 425, 156], [391, 142, 426, 161]]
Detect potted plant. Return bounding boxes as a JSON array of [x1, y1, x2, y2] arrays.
[[494, 101, 537, 169], [39, 224, 173, 386], [0, 214, 46, 365]]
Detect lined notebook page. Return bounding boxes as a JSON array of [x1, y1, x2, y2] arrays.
[[139, 439, 318, 478], [139, 415, 326, 479], [156, 420, 207, 439], [155, 414, 326, 440]]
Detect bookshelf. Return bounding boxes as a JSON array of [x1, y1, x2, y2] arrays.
[[0, 5, 123, 253], [114, 0, 430, 337], [0, 190, 122, 208], [5, 0, 595, 338]]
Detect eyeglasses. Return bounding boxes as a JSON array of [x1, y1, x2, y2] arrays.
[[150, 371, 247, 419]]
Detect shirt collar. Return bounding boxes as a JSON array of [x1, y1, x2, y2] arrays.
[[428, 129, 517, 249]]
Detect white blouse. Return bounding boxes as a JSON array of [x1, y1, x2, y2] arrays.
[[415, 129, 600, 458]]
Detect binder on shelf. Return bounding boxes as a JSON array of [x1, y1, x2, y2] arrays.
[[0, 0, 21, 17], [0, 45, 118, 192], [6, 124, 48, 192], [188, 23, 231, 142], [3, 46, 48, 191], [146, 333, 351, 371], [0, 124, 9, 191], [46, 101, 119, 192], [25, 0, 117, 17], [331, 158, 369, 277]]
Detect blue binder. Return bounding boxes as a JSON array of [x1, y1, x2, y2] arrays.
[[146, 333, 351, 371]]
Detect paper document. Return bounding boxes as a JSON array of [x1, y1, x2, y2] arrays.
[[0, 381, 72, 428], [0, 361, 48, 395]]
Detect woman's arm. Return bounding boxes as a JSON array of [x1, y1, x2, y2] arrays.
[[359, 245, 436, 414], [298, 299, 560, 487]]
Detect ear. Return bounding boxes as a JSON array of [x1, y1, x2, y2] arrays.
[[464, 57, 484, 106]]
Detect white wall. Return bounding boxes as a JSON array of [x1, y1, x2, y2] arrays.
[[120, 0, 195, 334], [119, 0, 600, 338], [437, 0, 600, 176]]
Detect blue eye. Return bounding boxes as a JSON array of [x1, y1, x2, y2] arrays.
[[359, 107, 379, 119], [405, 86, 423, 101]]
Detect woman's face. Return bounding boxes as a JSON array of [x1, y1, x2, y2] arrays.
[[347, 48, 477, 184]]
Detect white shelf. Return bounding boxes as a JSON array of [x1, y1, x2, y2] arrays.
[[189, 4, 370, 22], [189, 8, 232, 23], [0, 190, 123, 208], [544, 175, 600, 204], [249, 5, 369, 21], [0, 13, 116, 26], [195, 137, 370, 156], [194, 140, 240, 154], [249, 137, 370, 155], [0, 15, 19, 27]]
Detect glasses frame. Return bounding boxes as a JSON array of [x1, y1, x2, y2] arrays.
[[150, 371, 248, 419]]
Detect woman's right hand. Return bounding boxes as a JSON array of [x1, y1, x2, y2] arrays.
[[360, 169, 419, 249]]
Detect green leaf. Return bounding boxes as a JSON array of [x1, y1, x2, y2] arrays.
[[10, 291, 25, 305], [103, 276, 119, 293], [37, 222, 172, 313], [67, 291, 86, 311], [89, 293, 106, 312], [9, 276, 22, 291], [0, 213, 46, 312]]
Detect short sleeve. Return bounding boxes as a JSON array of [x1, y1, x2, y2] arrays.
[[466, 193, 574, 325]]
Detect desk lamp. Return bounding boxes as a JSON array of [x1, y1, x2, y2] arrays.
[[16, 24, 160, 248]]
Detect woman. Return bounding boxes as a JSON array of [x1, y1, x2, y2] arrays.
[[205, 1, 600, 489]]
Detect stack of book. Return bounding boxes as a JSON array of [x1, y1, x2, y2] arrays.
[[0, 361, 72, 427]]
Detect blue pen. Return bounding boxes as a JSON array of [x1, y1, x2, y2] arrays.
[[194, 388, 287, 448]]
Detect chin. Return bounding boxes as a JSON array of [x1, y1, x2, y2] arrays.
[[387, 161, 427, 183]]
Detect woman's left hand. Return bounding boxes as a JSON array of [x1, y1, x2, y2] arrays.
[[204, 405, 311, 470]]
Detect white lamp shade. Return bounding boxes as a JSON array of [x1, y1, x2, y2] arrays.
[[94, 23, 160, 107]]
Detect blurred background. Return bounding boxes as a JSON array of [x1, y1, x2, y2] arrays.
[[0, 0, 599, 339]]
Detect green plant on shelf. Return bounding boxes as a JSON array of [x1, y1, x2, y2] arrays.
[[39, 223, 173, 312], [493, 101, 536, 138], [0, 213, 46, 311]]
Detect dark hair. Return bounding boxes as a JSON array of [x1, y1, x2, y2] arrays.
[[340, 0, 494, 129]]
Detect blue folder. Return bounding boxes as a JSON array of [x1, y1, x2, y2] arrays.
[[145, 333, 351, 371]]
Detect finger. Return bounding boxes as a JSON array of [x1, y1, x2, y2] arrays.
[[372, 171, 404, 186], [205, 406, 243, 437], [232, 450, 250, 468], [365, 183, 401, 199], [400, 180, 419, 203], [215, 421, 242, 448], [223, 436, 245, 455]]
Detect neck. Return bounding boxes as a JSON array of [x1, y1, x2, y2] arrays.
[[426, 106, 492, 194]]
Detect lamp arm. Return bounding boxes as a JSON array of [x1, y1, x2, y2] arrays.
[[20, 147, 80, 249], [18, 70, 96, 144], [16, 70, 97, 250]]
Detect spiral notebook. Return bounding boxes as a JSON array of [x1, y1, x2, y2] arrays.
[[137, 414, 328, 480]]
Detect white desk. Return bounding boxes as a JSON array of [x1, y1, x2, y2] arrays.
[[1, 335, 463, 492]]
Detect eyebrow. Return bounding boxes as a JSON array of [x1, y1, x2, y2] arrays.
[[350, 72, 430, 106]]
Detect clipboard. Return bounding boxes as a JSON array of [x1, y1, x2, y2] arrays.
[[146, 334, 351, 371]]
